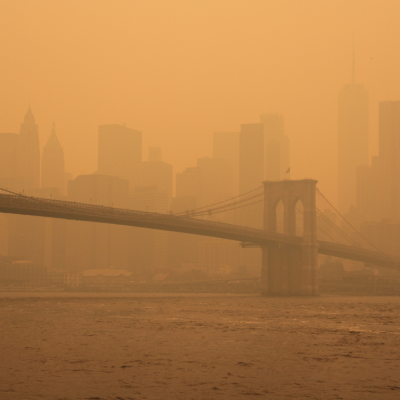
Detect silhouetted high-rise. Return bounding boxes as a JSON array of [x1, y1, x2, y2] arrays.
[[213, 132, 239, 195], [176, 167, 200, 199], [260, 113, 289, 181], [41, 122, 65, 194], [355, 101, 400, 223], [98, 124, 142, 192], [141, 147, 173, 208], [197, 157, 233, 207], [131, 185, 169, 271], [379, 101, 400, 220], [338, 53, 368, 212], [0, 133, 19, 182], [239, 123, 264, 194], [65, 174, 130, 271], [18, 106, 40, 188], [239, 123, 264, 229]]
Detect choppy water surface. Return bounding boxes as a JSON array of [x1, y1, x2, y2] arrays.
[[1, 293, 400, 399]]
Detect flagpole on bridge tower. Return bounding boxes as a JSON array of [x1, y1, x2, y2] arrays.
[[285, 167, 291, 180]]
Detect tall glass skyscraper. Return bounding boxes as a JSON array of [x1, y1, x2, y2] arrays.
[[338, 55, 369, 213]]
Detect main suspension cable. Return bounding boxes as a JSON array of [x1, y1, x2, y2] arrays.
[[316, 188, 382, 252], [174, 185, 263, 216], [295, 207, 339, 244], [316, 207, 360, 247]]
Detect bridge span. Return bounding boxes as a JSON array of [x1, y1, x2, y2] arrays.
[[0, 192, 399, 273]]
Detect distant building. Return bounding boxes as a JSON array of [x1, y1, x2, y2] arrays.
[[47, 271, 82, 288], [170, 171, 200, 272], [260, 113, 289, 181], [338, 61, 369, 213], [356, 159, 382, 220], [141, 148, 173, 208], [0, 107, 40, 192], [239, 123, 264, 228], [168, 195, 199, 271], [355, 101, 400, 222], [0, 259, 46, 286], [131, 185, 168, 213], [176, 167, 200, 199], [213, 132, 239, 195], [8, 188, 62, 269], [0, 125, 40, 260], [239, 123, 264, 194], [171, 196, 197, 215], [69, 174, 129, 207], [378, 101, 400, 220], [18, 106, 41, 188], [0, 133, 19, 182], [131, 186, 169, 272], [196, 157, 233, 207], [64, 174, 131, 272], [98, 124, 142, 192], [361, 220, 400, 257], [41, 122, 65, 194]]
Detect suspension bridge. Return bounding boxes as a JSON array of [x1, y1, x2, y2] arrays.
[[0, 179, 399, 295]]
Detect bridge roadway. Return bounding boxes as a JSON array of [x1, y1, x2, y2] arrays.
[[1, 193, 400, 271]]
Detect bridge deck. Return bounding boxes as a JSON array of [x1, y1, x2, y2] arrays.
[[0, 193, 399, 270]]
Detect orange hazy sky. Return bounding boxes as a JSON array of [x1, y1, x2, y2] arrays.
[[0, 0, 399, 204]]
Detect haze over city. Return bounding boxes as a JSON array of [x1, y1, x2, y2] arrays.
[[1, 1, 400, 399], [0, 0, 399, 204]]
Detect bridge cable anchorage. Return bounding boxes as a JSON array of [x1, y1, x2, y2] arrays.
[[316, 188, 383, 253], [316, 207, 360, 247], [295, 207, 339, 244], [174, 185, 263, 216]]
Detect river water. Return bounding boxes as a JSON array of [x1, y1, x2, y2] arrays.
[[1, 293, 399, 399]]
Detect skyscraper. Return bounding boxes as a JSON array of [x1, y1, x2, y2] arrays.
[[41, 122, 65, 193], [141, 147, 173, 208], [176, 167, 200, 199], [64, 174, 130, 271], [239, 123, 264, 229], [131, 186, 169, 272], [98, 124, 142, 192], [239, 123, 264, 194], [338, 51, 369, 212], [18, 106, 40, 188], [196, 157, 233, 207], [213, 132, 239, 195], [379, 101, 400, 220], [260, 113, 289, 181], [0, 133, 19, 183]]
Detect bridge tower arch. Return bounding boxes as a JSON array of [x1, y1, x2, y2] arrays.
[[261, 179, 318, 295]]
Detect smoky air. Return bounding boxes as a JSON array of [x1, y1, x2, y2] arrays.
[[0, 1, 399, 399]]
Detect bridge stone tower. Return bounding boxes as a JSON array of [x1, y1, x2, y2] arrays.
[[261, 179, 318, 295]]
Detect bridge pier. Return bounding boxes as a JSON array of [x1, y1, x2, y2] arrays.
[[262, 180, 319, 296]]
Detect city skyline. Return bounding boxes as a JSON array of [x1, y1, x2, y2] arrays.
[[2, 3, 400, 399], [1, 1, 400, 206]]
